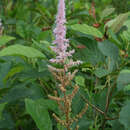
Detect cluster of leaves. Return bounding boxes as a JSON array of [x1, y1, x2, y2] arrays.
[[0, 0, 130, 130]]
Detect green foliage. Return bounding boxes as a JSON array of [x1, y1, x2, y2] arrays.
[[98, 40, 119, 59], [106, 12, 129, 33], [94, 68, 110, 78], [117, 70, 130, 91], [25, 99, 58, 130], [0, 112, 15, 129], [119, 101, 130, 130], [0, 61, 11, 88], [0, 103, 7, 119], [0, 0, 129, 130], [100, 7, 115, 21], [0, 35, 15, 47], [73, 38, 104, 65], [75, 76, 85, 86], [70, 24, 103, 38], [1, 83, 44, 103], [0, 44, 45, 58]]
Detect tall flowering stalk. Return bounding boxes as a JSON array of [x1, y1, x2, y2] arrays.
[[48, 0, 88, 130], [49, 0, 81, 67]]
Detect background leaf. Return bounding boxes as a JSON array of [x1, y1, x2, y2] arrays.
[[0, 83, 44, 103], [0, 103, 7, 120], [98, 40, 119, 59], [100, 7, 115, 20], [94, 68, 110, 78], [117, 70, 130, 91], [0, 112, 15, 129], [119, 101, 130, 130], [0, 35, 15, 47], [105, 12, 129, 33], [70, 24, 103, 38]]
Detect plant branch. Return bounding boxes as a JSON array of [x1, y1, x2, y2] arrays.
[[80, 95, 118, 121], [81, 95, 104, 115]]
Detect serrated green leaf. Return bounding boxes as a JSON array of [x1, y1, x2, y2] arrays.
[[101, 7, 115, 20], [117, 69, 130, 90], [119, 101, 130, 130], [25, 99, 53, 130], [4, 66, 24, 82], [98, 40, 119, 59], [0, 35, 15, 47], [70, 24, 103, 38], [75, 76, 85, 86], [94, 68, 110, 78], [0, 44, 45, 58]]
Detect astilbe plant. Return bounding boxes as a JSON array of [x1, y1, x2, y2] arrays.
[[48, 0, 88, 130]]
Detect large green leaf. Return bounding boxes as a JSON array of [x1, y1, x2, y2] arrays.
[[98, 40, 119, 59], [70, 24, 103, 38], [119, 101, 130, 130], [0, 83, 44, 103], [0, 44, 45, 58], [73, 38, 104, 65], [0, 35, 15, 47], [25, 99, 56, 130], [117, 69, 130, 90], [98, 40, 119, 72]]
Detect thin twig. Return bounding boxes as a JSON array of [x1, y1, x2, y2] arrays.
[[81, 95, 104, 115], [80, 95, 118, 121]]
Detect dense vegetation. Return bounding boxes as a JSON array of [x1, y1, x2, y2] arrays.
[[0, 0, 130, 130]]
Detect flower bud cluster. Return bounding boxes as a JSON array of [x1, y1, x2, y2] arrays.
[[50, 0, 82, 67]]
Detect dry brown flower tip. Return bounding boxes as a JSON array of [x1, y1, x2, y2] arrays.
[[48, 95, 64, 101], [53, 113, 66, 126], [60, 86, 66, 92], [75, 125, 79, 130], [68, 85, 79, 100], [74, 104, 88, 121]]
